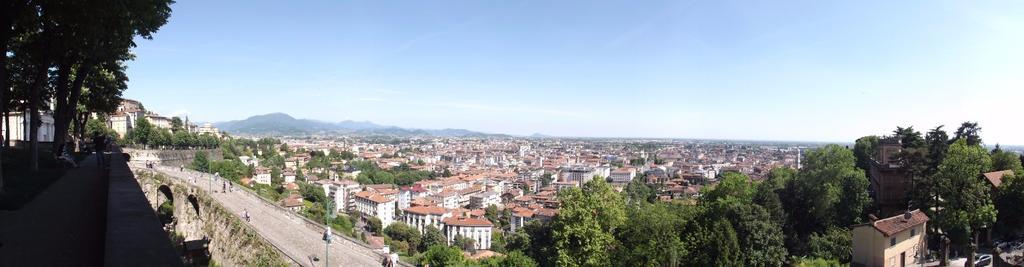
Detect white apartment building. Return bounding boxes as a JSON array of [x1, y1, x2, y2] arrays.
[[402, 206, 452, 233], [609, 167, 636, 185], [354, 191, 396, 228], [283, 171, 296, 184], [559, 165, 597, 187], [443, 217, 493, 250], [253, 167, 272, 185], [2, 111, 55, 143], [320, 179, 361, 213], [470, 192, 501, 209], [435, 191, 460, 209]]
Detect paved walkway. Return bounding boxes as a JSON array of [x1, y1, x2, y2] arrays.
[[0, 154, 108, 266], [146, 165, 384, 267]]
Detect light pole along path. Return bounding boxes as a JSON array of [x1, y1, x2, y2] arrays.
[[145, 165, 385, 267]]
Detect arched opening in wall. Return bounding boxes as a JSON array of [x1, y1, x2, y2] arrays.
[[157, 185, 175, 227], [187, 194, 202, 220]]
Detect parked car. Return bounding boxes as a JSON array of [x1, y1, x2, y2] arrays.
[[974, 254, 992, 267]]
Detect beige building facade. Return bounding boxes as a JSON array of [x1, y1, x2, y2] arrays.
[[852, 209, 929, 267]]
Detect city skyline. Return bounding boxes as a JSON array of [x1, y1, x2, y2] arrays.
[[124, 1, 1024, 144]]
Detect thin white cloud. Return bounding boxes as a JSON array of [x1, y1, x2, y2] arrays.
[[358, 97, 387, 102]]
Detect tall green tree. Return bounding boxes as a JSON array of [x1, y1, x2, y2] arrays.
[[779, 144, 870, 258], [909, 125, 951, 222], [552, 179, 625, 267], [419, 225, 446, 253], [995, 173, 1024, 236], [191, 152, 209, 172], [421, 245, 464, 267], [614, 202, 690, 266], [990, 148, 1022, 173], [952, 122, 982, 146], [684, 217, 741, 267], [853, 136, 880, 176], [934, 138, 997, 264]]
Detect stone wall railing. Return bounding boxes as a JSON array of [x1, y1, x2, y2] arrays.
[[122, 148, 222, 167]]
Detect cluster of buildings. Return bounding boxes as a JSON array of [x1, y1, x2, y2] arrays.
[[108, 99, 221, 139], [1, 99, 222, 144], [238, 137, 811, 252]]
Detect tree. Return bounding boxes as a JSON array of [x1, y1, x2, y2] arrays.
[[806, 227, 851, 262], [995, 173, 1024, 237], [383, 222, 421, 254], [453, 235, 477, 253], [893, 126, 925, 149], [934, 138, 997, 264], [366, 217, 382, 234], [191, 152, 209, 172], [614, 202, 689, 266], [552, 179, 625, 267], [721, 202, 788, 266], [909, 125, 951, 223], [299, 182, 327, 203], [853, 136, 880, 176], [754, 168, 793, 225], [700, 172, 753, 204], [952, 122, 982, 146], [486, 251, 538, 267], [685, 217, 741, 267], [419, 225, 446, 253], [127, 116, 154, 146], [490, 231, 507, 253], [621, 177, 656, 204], [271, 167, 282, 185], [421, 245, 464, 267], [780, 144, 870, 257], [990, 148, 1022, 173], [170, 116, 183, 133]]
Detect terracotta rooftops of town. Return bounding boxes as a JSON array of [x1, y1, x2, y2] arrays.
[[442, 217, 493, 227], [866, 209, 929, 237], [984, 170, 1014, 188], [404, 206, 449, 215], [354, 191, 392, 204], [513, 209, 534, 218], [282, 195, 304, 207]]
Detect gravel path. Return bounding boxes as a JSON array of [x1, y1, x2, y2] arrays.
[[146, 165, 383, 267]]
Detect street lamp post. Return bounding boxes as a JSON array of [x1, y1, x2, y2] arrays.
[[322, 227, 332, 267]]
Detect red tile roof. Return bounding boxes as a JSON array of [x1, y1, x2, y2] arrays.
[[869, 209, 929, 237], [984, 170, 1013, 188], [443, 217, 493, 227], [355, 191, 392, 204], [404, 206, 449, 215]]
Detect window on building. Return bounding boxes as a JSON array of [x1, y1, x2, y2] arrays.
[[890, 237, 896, 246], [911, 228, 916, 237]]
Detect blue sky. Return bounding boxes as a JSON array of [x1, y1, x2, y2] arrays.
[[125, 1, 1024, 143]]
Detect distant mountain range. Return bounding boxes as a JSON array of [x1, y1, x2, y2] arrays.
[[214, 113, 508, 137]]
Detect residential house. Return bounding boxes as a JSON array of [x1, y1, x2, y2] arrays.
[[851, 210, 929, 267], [254, 167, 272, 185]]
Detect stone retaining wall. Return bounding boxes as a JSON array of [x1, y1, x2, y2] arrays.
[[135, 171, 294, 266], [123, 148, 222, 167]]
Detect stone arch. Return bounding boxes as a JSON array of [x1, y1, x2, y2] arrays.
[[156, 185, 176, 226], [187, 194, 202, 220], [158, 185, 174, 203]]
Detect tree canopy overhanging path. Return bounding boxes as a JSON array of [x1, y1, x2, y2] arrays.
[[144, 165, 383, 267]]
